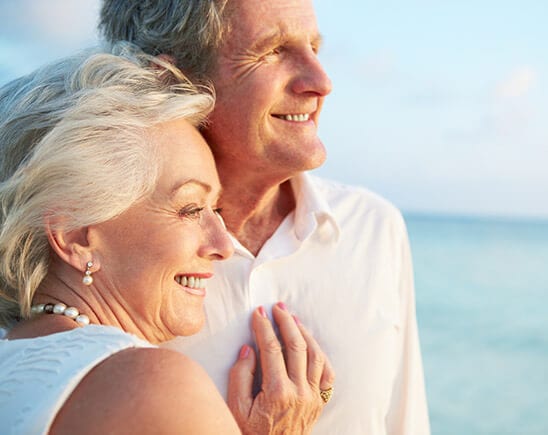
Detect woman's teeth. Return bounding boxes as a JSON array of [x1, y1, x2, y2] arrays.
[[176, 276, 206, 288]]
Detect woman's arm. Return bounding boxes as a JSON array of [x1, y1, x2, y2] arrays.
[[51, 347, 241, 434]]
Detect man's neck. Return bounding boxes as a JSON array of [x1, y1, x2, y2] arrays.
[[220, 178, 296, 256]]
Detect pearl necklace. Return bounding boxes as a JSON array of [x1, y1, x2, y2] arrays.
[[31, 303, 90, 327]]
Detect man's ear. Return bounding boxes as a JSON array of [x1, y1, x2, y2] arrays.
[[45, 219, 95, 273]]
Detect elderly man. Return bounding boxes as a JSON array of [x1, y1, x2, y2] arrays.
[[99, 1, 430, 433]]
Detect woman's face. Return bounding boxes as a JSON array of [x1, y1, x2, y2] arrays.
[[91, 118, 233, 342]]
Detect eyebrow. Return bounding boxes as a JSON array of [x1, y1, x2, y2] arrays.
[[170, 179, 222, 200], [248, 29, 283, 52], [250, 29, 324, 53]]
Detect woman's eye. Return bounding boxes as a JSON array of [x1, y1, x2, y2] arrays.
[[178, 206, 204, 220]]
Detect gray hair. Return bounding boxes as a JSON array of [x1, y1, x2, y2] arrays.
[[99, 0, 230, 82], [0, 43, 214, 327]]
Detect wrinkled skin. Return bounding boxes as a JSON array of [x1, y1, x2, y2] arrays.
[[228, 303, 335, 434]]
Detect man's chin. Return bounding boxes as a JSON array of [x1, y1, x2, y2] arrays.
[[302, 141, 327, 171]]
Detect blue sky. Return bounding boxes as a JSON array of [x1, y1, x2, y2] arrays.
[[1, 0, 547, 218]]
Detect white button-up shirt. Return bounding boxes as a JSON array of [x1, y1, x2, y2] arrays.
[[164, 173, 430, 435]]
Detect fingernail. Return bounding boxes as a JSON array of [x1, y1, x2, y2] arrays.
[[239, 344, 250, 359], [258, 306, 267, 318], [276, 301, 287, 311], [293, 314, 302, 326]]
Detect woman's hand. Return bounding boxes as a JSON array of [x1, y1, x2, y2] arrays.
[[227, 302, 335, 435]]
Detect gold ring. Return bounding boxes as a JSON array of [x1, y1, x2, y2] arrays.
[[320, 387, 333, 404]]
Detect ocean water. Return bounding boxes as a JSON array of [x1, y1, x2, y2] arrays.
[[405, 215, 548, 435]]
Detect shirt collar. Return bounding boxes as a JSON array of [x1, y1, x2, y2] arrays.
[[228, 172, 341, 258], [290, 172, 340, 243]]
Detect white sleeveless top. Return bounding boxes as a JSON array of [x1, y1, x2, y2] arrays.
[[0, 325, 154, 435]]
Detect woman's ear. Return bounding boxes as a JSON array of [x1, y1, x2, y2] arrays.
[[45, 218, 95, 272]]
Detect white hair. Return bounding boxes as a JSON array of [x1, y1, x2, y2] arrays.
[[0, 43, 214, 327]]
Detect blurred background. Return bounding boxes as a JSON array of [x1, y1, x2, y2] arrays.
[[1, 1, 547, 433]]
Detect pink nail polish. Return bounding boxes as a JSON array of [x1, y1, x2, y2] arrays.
[[239, 345, 250, 359], [258, 306, 267, 318], [293, 314, 302, 326], [277, 301, 287, 311]]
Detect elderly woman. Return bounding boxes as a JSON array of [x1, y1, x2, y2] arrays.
[[0, 46, 332, 434]]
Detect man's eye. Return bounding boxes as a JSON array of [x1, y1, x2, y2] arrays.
[[263, 46, 283, 58]]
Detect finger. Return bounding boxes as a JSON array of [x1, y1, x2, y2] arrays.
[[292, 315, 326, 389], [272, 302, 307, 387], [227, 344, 256, 423], [252, 306, 288, 390], [318, 356, 336, 406], [319, 352, 335, 391]]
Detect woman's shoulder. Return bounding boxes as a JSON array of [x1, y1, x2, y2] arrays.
[[52, 347, 240, 434]]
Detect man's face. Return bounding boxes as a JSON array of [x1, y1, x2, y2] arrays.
[[204, 0, 332, 181]]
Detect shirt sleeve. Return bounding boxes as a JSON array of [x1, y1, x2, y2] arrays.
[[385, 218, 431, 435]]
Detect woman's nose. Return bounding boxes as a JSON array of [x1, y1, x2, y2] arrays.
[[201, 211, 234, 261]]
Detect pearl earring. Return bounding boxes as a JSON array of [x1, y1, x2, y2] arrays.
[[82, 261, 94, 286]]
